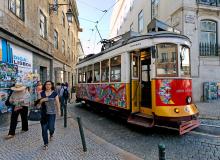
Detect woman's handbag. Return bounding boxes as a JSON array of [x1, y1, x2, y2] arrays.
[[28, 108, 41, 121]]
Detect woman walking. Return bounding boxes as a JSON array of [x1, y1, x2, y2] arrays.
[[5, 83, 31, 139], [38, 80, 61, 150]]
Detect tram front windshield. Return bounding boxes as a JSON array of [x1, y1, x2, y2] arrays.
[[156, 43, 190, 77]]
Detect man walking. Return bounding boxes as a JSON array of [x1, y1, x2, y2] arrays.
[[60, 83, 69, 117]]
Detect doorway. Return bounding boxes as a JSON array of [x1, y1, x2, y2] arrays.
[[141, 50, 152, 108]]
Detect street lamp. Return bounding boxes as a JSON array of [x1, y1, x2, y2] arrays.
[[66, 8, 73, 23], [49, 2, 73, 23]]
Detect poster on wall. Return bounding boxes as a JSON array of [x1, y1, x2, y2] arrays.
[[0, 38, 38, 113], [0, 62, 18, 113]]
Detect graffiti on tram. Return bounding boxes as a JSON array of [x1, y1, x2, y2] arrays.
[[77, 83, 127, 108]]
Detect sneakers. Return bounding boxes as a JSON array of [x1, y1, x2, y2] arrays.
[[5, 135, 15, 140], [43, 144, 48, 150], [20, 130, 28, 133]]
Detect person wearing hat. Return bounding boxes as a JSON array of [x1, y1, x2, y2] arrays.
[[5, 83, 31, 139]]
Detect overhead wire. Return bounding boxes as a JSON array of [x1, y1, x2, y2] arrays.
[[76, 0, 106, 12], [79, 0, 121, 53]]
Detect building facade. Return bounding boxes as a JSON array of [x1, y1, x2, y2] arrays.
[[110, 0, 220, 102], [0, 0, 80, 88]]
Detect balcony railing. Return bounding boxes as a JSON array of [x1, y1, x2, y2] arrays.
[[199, 42, 218, 56], [197, 0, 220, 6]]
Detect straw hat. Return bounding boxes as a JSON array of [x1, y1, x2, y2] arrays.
[[11, 83, 26, 91]]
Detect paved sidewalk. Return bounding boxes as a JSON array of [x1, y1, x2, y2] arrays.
[[0, 117, 141, 160], [196, 100, 220, 120]]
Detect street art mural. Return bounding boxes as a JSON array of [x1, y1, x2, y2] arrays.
[[77, 83, 127, 108]]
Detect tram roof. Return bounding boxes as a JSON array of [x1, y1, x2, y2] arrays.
[[77, 31, 190, 65]]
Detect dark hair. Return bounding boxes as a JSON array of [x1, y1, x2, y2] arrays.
[[57, 82, 61, 85], [42, 80, 55, 91], [26, 86, 30, 92]]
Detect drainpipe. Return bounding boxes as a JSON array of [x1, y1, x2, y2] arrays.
[[151, 0, 153, 20]]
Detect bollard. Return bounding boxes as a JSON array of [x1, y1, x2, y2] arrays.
[[64, 99, 67, 128], [158, 143, 166, 160], [77, 117, 87, 152]]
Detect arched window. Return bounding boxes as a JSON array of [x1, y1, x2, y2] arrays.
[[200, 20, 217, 56]]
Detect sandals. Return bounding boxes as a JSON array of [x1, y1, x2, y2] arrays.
[[5, 135, 15, 140], [43, 144, 48, 150]]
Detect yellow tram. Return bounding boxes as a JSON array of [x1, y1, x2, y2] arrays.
[[76, 31, 199, 135]]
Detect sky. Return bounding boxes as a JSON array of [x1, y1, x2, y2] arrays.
[[76, 0, 115, 55]]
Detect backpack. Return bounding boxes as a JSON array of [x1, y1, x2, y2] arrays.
[[63, 88, 69, 99]]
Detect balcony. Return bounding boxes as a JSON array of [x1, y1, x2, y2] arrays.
[[197, 0, 220, 6], [199, 42, 218, 56]]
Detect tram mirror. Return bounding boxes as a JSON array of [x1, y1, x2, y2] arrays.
[[151, 46, 156, 58]]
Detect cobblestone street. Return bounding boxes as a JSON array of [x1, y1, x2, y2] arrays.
[[0, 116, 140, 160], [69, 103, 220, 160]]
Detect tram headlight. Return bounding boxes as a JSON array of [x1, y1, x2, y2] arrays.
[[186, 96, 192, 104], [174, 108, 180, 113]]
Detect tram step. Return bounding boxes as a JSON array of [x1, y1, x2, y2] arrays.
[[179, 119, 200, 135], [134, 113, 153, 119], [127, 114, 154, 128]]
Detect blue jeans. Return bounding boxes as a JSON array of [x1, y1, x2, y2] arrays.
[[40, 114, 56, 145]]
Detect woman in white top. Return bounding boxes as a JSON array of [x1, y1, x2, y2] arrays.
[[5, 83, 31, 139]]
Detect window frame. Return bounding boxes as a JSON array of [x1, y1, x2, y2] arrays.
[[62, 40, 65, 54], [39, 10, 47, 39], [54, 30, 58, 49], [110, 55, 121, 82], [93, 62, 100, 83], [138, 10, 144, 33], [8, 0, 25, 20], [62, 11, 65, 27], [156, 43, 178, 77], [101, 59, 110, 82], [199, 20, 218, 56]]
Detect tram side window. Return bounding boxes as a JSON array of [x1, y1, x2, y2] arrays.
[[101, 59, 109, 82], [180, 46, 190, 77], [82, 67, 86, 83], [110, 56, 121, 82], [78, 68, 83, 83], [156, 43, 178, 77], [86, 65, 93, 83], [94, 62, 100, 82]]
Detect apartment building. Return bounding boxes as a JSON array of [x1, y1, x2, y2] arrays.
[[0, 0, 81, 87]]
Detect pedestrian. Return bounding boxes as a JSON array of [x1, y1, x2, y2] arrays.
[[5, 83, 31, 139], [37, 80, 61, 150], [36, 81, 43, 94], [60, 83, 69, 116]]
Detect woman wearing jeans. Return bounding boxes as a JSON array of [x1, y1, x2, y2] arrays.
[[38, 81, 61, 150]]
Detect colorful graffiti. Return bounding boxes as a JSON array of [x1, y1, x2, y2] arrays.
[[0, 38, 35, 113], [158, 79, 174, 105], [0, 62, 18, 113], [77, 83, 127, 108], [156, 79, 192, 106]]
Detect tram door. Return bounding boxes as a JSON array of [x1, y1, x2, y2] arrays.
[[140, 50, 152, 113], [131, 52, 141, 113]]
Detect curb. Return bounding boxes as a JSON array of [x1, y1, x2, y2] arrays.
[[68, 116, 142, 160]]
